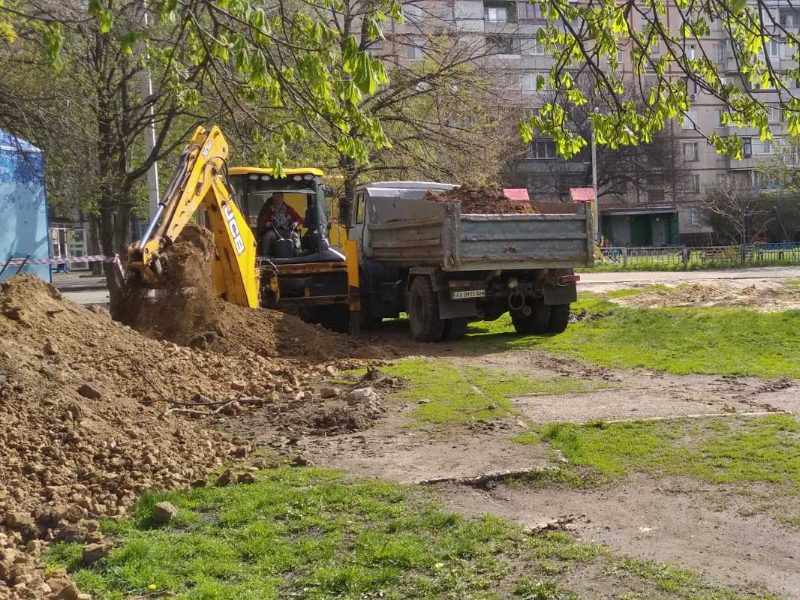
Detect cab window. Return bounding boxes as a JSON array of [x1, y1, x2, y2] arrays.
[[355, 192, 365, 225]]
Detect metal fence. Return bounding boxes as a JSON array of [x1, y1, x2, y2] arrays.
[[594, 243, 800, 271]]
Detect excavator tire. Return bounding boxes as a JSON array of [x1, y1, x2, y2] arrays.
[[408, 277, 445, 343], [442, 317, 469, 341], [548, 304, 571, 334], [511, 298, 551, 335]]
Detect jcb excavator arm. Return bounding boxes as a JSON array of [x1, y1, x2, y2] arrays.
[[127, 125, 260, 308]]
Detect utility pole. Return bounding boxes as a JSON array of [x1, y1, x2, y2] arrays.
[[140, 0, 160, 218], [591, 110, 599, 238]]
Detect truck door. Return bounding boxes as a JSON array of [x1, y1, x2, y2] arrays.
[[349, 190, 367, 258]]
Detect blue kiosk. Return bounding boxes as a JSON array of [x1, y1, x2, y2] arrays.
[[0, 130, 51, 283]]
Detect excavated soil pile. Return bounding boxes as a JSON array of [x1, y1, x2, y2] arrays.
[[124, 224, 387, 361], [0, 274, 376, 599], [425, 184, 538, 214], [616, 282, 800, 312]]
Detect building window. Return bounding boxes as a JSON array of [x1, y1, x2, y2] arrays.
[[687, 43, 696, 60], [682, 110, 697, 129], [689, 208, 708, 226], [524, 106, 541, 118], [528, 140, 557, 159], [683, 142, 698, 162], [742, 137, 752, 158], [758, 139, 773, 155], [517, 1, 541, 20], [487, 34, 514, 54], [484, 4, 508, 22], [769, 106, 781, 123], [522, 72, 548, 91], [407, 41, 423, 60], [782, 13, 799, 28], [716, 109, 725, 125], [690, 174, 701, 194], [520, 35, 545, 55], [768, 39, 780, 58], [714, 43, 723, 63]]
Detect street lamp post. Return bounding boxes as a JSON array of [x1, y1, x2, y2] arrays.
[[591, 108, 600, 239], [140, 0, 160, 218]]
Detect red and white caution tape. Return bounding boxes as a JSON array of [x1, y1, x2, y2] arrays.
[[4, 254, 114, 266], [4, 254, 125, 276]]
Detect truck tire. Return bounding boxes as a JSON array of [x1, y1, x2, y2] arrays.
[[511, 299, 551, 335], [442, 317, 468, 341], [408, 277, 445, 342], [317, 305, 350, 333], [548, 304, 571, 334]]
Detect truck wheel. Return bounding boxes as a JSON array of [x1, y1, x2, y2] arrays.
[[442, 317, 468, 341], [317, 305, 350, 333], [511, 299, 551, 335], [359, 307, 382, 330], [548, 304, 571, 334], [408, 277, 445, 342]]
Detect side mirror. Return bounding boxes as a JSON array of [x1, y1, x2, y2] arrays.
[[338, 197, 351, 228]]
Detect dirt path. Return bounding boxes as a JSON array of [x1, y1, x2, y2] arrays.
[[437, 474, 800, 598], [579, 265, 800, 288], [223, 343, 800, 597]]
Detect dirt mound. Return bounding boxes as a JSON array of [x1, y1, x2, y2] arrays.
[[124, 225, 388, 361], [425, 184, 537, 214], [616, 282, 800, 312], [0, 274, 380, 598]]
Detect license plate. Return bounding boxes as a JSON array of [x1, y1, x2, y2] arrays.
[[451, 289, 486, 300]]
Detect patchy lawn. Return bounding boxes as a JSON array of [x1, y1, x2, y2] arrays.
[[44, 468, 779, 600], [465, 295, 800, 379], [538, 414, 800, 487], [375, 358, 609, 425]]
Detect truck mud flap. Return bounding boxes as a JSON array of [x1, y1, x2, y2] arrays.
[[437, 290, 479, 319], [542, 281, 577, 306]]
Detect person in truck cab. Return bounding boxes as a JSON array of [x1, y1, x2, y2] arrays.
[[256, 192, 302, 256]]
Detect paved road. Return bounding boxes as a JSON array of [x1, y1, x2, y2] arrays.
[[57, 267, 800, 305]]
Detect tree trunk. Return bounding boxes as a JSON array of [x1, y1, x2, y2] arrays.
[[339, 155, 359, 203], [87, 214, 103, 275]]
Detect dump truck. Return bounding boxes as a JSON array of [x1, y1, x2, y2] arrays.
[[341, 181, 594, 342]]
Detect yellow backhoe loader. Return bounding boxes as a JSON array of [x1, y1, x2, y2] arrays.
[[127, 124, 360, 332]]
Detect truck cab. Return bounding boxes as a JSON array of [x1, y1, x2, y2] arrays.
[[228, 167, 358, 328]]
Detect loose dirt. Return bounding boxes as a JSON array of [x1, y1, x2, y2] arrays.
[[0, 271, 385, 598], [437, 474, 800, 597], [122, 225, 389, 361], [614, 281, 800, 312], [425, 183, 537, 214]]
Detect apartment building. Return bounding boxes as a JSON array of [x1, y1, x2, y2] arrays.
[[382, 0, 800, 246]]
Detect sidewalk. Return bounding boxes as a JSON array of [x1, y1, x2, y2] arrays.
[[52, 271, 107, 291]]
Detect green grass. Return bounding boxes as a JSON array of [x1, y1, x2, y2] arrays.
[[376, 358, 609, 425], [43, 468, 779, 600], [539, 414, 800, 488], [465, 293, 800, 380], [577, 254, 800, 273]]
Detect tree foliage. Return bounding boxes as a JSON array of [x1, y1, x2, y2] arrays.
[[521, 0, 800, 160]]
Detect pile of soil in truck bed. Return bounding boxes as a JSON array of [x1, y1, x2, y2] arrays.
[[0, 267, 384, 598], [424, 183, 538, 214]]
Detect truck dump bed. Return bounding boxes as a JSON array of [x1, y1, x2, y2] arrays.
[[368, 199, 594, 271]]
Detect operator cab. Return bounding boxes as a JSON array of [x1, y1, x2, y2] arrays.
[[228, 167, 344, 264]]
